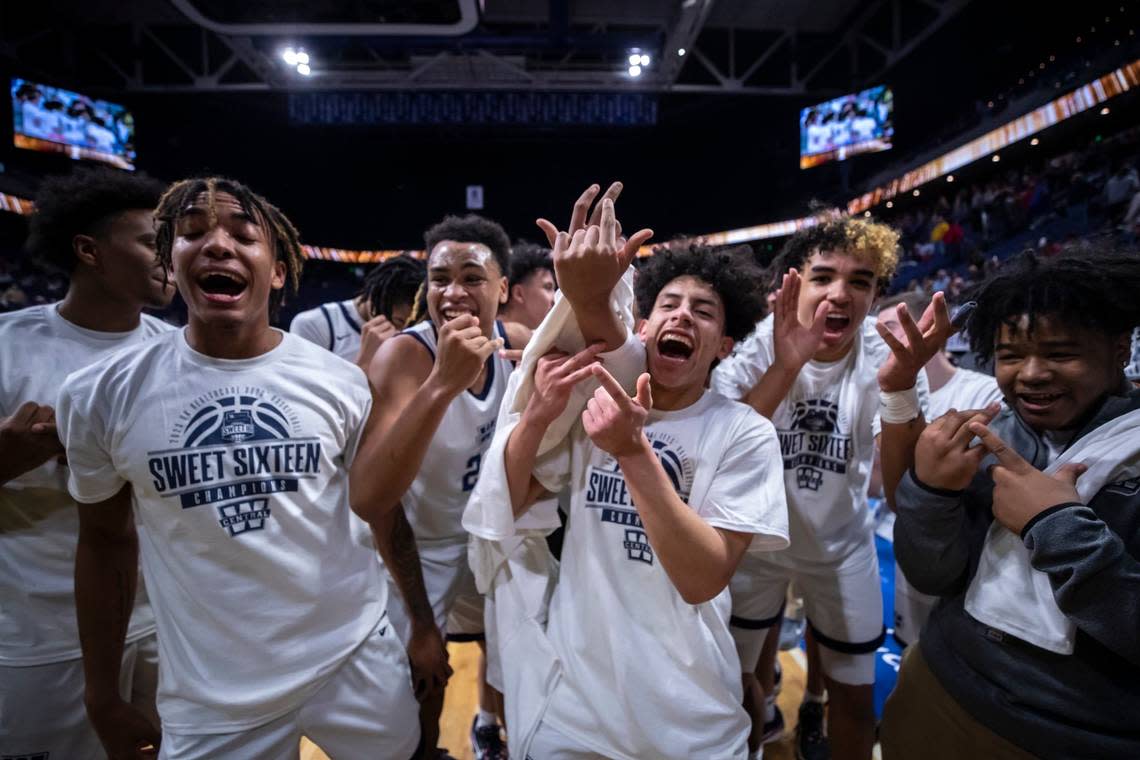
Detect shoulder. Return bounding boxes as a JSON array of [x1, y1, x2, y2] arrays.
[[706, 391, 779, 441], [0, 303, 49, 334], [289, 304, 333, 334], [140, 313, 177, 335], [367, 328, 434, 390], [500, 320, 531, 350], [63, 330, 177, 400], [279, 333, 372, 405]]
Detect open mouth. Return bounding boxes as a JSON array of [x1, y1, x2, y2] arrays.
[[657, 331, 694, 361], [824, 313, 851, 334], [1017, 391, 1064, 412], [197, 270, 248, 302], [440, 307, 476, 323]]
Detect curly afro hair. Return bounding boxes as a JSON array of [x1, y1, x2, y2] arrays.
[[154, 176, 305, 314], [26, 167, 167, 273], [967, 247, 1140, 363], [361, 253, 426, 322], [423, 214, 511, 277], [770, 213, 900, 290], [635, 244, 767, 343]]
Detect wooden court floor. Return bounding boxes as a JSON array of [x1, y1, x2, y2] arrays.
[[301, 642, 808, 759]]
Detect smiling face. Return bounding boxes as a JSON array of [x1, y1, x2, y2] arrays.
[[637, 275, 733, 393], [508, 269, 557, 330], [426, 240, 508, 335], [797, 250, 879, 361], [170, 191, 284, 329], [994, 315, 1129, 432]]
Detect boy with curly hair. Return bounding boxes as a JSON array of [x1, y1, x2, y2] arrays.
[[712, 214, 903, 760], [502, 190, 790, 759]]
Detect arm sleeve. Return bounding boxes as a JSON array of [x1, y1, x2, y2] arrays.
[[341, 368, 374, 468], [290, 308, 332, 350], [699, 411, 790, 553], [1024, 505, 1140, 665], [893, 468, 974, 596], [56, 376, 125, 504]]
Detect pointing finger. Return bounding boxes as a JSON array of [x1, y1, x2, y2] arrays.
[[968, 422, 1031, 473]]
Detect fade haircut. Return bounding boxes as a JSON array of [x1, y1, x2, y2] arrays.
[[27, 167, 167, 273], [423, 214, 511, 277], [154, 176, 304, 314]]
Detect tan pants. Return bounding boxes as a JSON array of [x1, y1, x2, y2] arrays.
[[881, 645, 1038, 760]]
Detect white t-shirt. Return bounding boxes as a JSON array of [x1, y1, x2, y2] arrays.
[[56, 329, 386, 732], [535, 388, 789, 760], [289, 298, 363, 362], [927, 367, 1002, 420], [0, 304, 170, 666], [399, 320, 514, 545], [712, 315, 885, 563]]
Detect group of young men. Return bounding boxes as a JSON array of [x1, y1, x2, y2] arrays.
[[1, 168, 1137, 760]]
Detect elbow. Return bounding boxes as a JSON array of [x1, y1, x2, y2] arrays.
[[678, 573, 732, 606]]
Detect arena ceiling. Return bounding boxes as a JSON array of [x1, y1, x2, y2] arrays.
[[2, 0, 971, 96]]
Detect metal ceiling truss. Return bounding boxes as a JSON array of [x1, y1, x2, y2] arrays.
[[0, 0, 971, 95]]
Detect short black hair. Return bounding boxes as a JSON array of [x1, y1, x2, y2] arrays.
[[423, 214, 511, 277], [361, 254, 426, 321], [770, 214, 900, 290], [26, 168, 167, 272], [154, 176, 304, 314], [635, 244, 767, 343], [967, 247, 1140, 363], [508, 242, 554, 289]]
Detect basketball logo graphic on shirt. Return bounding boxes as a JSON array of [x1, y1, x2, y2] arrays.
[[146, 386, 321, 538], [584, 432, 694, 565], [779, 398, 851, 491]]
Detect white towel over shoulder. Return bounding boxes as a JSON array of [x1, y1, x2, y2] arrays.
[[965, 408, 1140, 654], [461, 270, 644, 756]]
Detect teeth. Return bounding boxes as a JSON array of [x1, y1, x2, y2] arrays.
[[661, 332, 693, 348]]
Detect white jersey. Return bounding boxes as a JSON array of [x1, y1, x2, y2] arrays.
[[399, 320, 514, 544], [56, 329, 387, 732], [289, 298, 363, 362], [894, 366, 1002, 645], [535, 388, 789, 760], [927, 367, 1003, 419], [712, 315, 888, 563], [0, 304, 170, 666]]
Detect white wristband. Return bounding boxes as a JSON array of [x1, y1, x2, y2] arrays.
[[880, 386, 921, 424]]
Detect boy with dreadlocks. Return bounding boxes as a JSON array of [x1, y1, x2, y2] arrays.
[[55, 177, 437, 758], [0, 168, 173, 760], [712, 215, 906, 760], [290, 252, 425, 369], [877, 249, 1140, 759], [497, 191, 789, 759]]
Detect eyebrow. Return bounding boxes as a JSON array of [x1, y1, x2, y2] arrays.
[[809, 264, 875, 278]]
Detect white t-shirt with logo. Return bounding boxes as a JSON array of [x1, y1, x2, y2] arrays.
[[712, 315, 885, 563], [290, 298, 363, 362], [0, 304, 170, 666], [534, 388, 789, 760], [927, 367, 1002, 419], [56, 329, 386, 732], [398, 320, 514, 545]]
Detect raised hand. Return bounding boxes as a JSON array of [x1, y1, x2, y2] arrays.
[[406, 623, 452, 702], [771, 270, 829, 373], [581, 365, 652, 458], [968, 421, 1087, 534], [525, 344, 607, 427], [86, 697, 161, 759], [429, 315, 504, 397], [536, 183, 653, 307], [0, 401, 65, 479], [355, 314, 399, 371], [876, 291, 955, 392], [914, 405, 1002, 491]]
